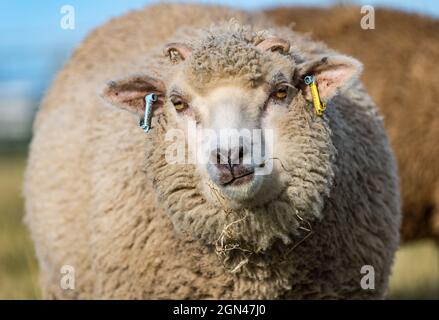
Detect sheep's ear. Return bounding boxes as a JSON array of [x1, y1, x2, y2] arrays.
[[164, 43, 192, 63], [257, 37, 290, 54], [101, 75, 165, 116], [295, 55, 363, 101]]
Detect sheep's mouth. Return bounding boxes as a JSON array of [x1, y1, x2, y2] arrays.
[[207, 163, 265, 201], [213, 163, 256, 187], [221, 170, 255, 187]]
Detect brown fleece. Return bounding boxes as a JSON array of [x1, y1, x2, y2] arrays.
[[266, 6, 439, 243], [24, 3, 400, 299]]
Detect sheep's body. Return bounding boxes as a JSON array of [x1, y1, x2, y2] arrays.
[[25, 4, 400, 299]]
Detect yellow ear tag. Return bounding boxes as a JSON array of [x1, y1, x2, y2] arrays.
[[304, 75, 327, 116]]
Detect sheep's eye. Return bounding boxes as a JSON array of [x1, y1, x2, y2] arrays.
[[171, 97, 188, 112], [275, 87, 288, 99]]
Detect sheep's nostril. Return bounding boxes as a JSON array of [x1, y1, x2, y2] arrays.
[[212, 149, 224, 165], [216, 149, 221, 165], [212, 148, 229, 165], [238, 146, 244, 164], [226, 146, 245, 166]]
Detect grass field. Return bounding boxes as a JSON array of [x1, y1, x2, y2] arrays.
[[0, 150, 437, 299], [0, 150, 40, 299]]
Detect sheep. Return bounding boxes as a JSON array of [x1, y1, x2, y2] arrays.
[[266, 6, 439, 244], [24, 3, 400, 299]]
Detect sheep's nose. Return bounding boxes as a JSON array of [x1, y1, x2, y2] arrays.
[[211, 146, 245, 167], [208, 147, 255, 186]]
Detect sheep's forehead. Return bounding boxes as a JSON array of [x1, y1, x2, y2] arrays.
[[185, 35, 266, 88]]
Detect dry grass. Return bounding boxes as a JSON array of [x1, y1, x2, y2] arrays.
[[0, 150, 437, 299], [207, 181, 253, 273]]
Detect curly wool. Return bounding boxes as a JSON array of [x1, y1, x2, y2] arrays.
[[187, 23, 267, 87]]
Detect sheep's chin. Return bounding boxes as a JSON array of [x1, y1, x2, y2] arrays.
[[214, 173, 264, 204], [202, 166, 287, 209]]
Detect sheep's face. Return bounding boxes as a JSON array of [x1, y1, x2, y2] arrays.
[[102, 27, 362, 257], [163, 57, 297, 206]]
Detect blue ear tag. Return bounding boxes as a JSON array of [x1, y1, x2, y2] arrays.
[[139, 93, 158, 133]]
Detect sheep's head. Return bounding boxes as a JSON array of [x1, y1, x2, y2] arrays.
[[102, 25, 362, 262]]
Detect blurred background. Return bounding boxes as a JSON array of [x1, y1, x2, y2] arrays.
[[0, 0, 438, 299]]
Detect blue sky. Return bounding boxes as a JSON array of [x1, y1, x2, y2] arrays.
[[1, 0, 438, 47], [0, 0, 438, 98]]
